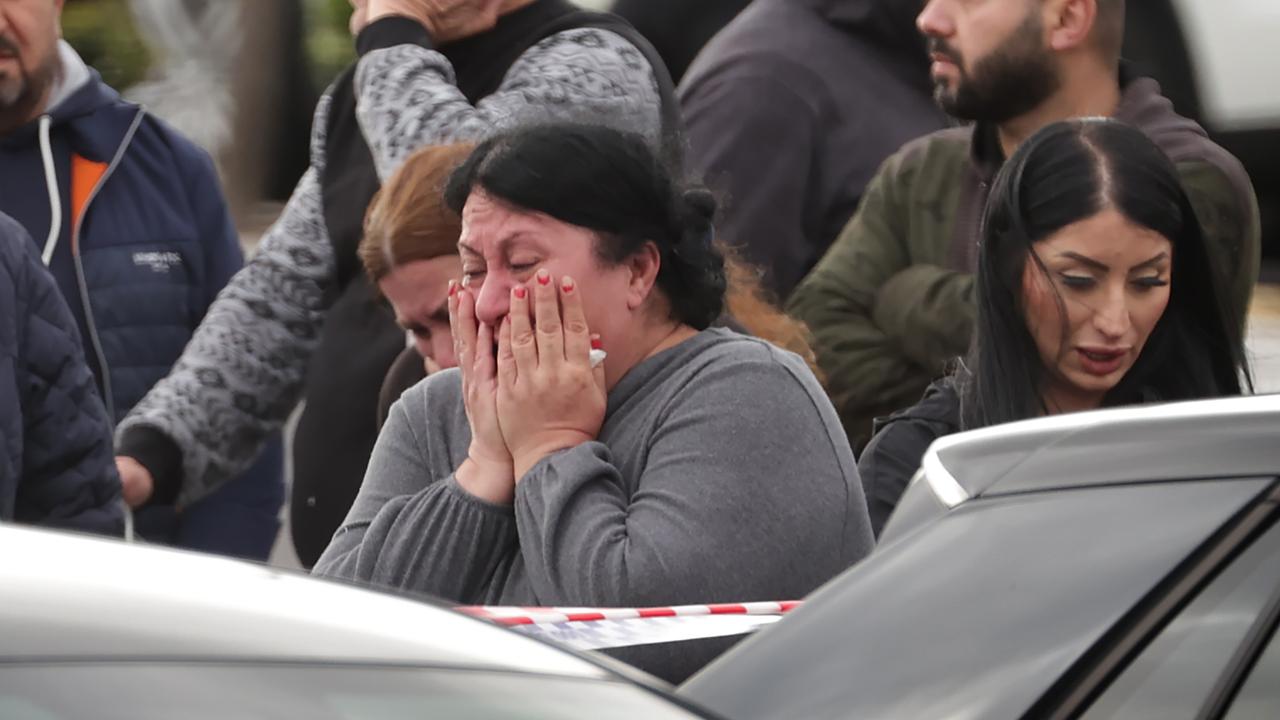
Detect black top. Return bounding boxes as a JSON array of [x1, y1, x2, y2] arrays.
[[857, 378, 961, 537]]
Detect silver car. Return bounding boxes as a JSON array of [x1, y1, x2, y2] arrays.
[[0, 525, 720, 720], [685, 394, 1280, 720]]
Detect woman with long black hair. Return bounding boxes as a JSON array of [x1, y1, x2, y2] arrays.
[[860, 118, 1251, 536]]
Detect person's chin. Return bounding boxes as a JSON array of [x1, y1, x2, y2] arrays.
[[1064, 364, 1126, 396]]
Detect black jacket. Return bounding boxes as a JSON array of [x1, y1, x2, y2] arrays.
[[0, 213, 122, 534], [858, 378, 960, 537], [679, 0, 948, 298]]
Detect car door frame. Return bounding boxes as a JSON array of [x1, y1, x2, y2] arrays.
[[1025, 477, 1280, 720]]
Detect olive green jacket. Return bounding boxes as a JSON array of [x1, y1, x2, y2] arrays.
[[788, 74, 1261, 450]]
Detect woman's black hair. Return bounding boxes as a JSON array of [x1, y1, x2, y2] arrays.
[[444, 122, 726, 330], [961, 118, 1250, 430]]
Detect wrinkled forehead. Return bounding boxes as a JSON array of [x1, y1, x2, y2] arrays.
[[457, 190, 567, 255]]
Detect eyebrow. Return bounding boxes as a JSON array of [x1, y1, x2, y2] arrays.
[[1057, 251, 1169, 272], [457, 232, 539, 256], [1130, 251, 1170, 271], [396, 303, 449, 331]]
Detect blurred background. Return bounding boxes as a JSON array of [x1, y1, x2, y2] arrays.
[[64, 0, 353, 236], [64, 0, 1279, 267]]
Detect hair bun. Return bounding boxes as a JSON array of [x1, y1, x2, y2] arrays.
[[680, 188, 717, 225]]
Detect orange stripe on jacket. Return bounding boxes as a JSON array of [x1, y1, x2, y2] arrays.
[[71, 154, 109, 237]]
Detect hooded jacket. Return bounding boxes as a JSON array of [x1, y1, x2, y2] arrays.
[[0, 212, 123, 534], [679, 0, 949, 298], [0, 43, 282, 523], [788, 70, 1262, 451], [611, 0, 750, 83]]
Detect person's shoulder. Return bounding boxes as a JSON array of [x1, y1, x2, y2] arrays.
[[394, 367, 465, 426], [688, 328, 825, 394], [1172, 141, 1257, 215], [873, 378, 962, 438], [1121, 77, 1253, 194], [377, 367, 465, 451], [687, 0, 821, 59], [0, 212, 29, 245], [0, 213, 35, 275], [400, 367, 462, 402], [679, 5, 829, 95], [514, 25, 662, 100], [862, 379, 961, 462], [886, 125, 972, 174], [529, 22, 650, 60]]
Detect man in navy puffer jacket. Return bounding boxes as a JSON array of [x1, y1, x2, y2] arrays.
[[0, 212, 122, 534], [0, 1, 283, 559]]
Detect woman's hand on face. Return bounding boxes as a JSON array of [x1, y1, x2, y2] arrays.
[[449, 281, 515, 504], [497, 270, 608, 481]]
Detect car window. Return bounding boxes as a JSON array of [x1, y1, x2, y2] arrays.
[[0, 665, 705, 720], [1223, 618, 1280, 718], [1081, 521, 1280, 720]]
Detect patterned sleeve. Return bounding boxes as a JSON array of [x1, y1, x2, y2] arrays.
[[354, 27, 663, 182], [115, 93, 340, 507]]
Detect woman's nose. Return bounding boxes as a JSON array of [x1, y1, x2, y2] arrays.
[[1093, 292, 1132, 339], [473, 276, 511, 327]]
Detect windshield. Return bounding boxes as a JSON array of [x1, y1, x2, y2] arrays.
[[0, 664, 706, 720]]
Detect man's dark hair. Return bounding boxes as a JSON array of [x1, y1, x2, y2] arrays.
[[960, 118, 1249, 430], [445, 123, 727, 330]]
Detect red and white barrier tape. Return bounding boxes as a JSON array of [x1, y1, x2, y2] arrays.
[[458, 601, 803, 627]]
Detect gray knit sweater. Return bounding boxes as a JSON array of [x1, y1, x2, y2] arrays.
[[314, 328, 873, 681], [115, 26, 661, 506]]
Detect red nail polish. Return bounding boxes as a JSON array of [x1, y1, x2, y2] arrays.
[[448, 281, 457, 297], [513, 286, 527, 300], [537, 270, 551, 286], [590, 336, 603, 350], [562, 277, 575, 293]]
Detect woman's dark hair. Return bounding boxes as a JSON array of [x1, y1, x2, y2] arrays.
[[444, 122, 727, 329], [961, 118, 1250, 430]]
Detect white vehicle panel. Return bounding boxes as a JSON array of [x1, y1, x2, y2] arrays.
[[1169, 0, 1280, 131], [0, 525, 606, 678]]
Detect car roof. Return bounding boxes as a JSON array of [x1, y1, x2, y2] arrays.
[[0, 524, 606, 679], [927, 393, 1280, 502]]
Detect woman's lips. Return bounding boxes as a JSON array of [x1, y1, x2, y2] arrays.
[[1076, 347, 1127, 377]]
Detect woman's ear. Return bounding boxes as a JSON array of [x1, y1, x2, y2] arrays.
[[625, 241, 662, 311]]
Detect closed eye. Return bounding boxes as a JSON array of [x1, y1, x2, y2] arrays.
[[1059, 274, 1096, 289]]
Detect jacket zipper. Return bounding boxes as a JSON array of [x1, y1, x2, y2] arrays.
[[72, 107, 147, 427]]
